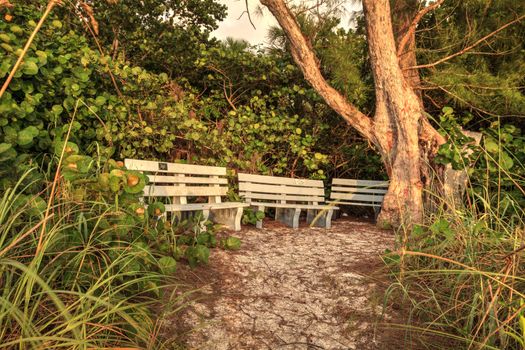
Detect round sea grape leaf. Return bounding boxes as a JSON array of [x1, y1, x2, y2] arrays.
[[0, 147, 16, 162], [95, 96, 106, 106], [54, 141, 79, 156], [98, 172, 110, 191], [0, 143, 12, 153], [123, 170, 146, 194], [222, 236, 241, 251], [0, 43, 13, 53], [484, 138, 499, 154], [133, 205, 146, 220], [51, 105, 63, 115], [148, 202, 166, 217], [499, 152, 514, 170], [108, 175, 122, 193], [133, 241, 151, 260], [110, 168, 125, 178], [194, 244, 210, 264], [35, 50, 47, 64], [17, 126, 39, 146], [63, 155, 93, 173], [22, 61, 39, 75], [158, 256, 177, 274]]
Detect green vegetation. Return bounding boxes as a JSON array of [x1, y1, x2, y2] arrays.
[[0, 0, 524, 348], [385, 150, 524, 348]]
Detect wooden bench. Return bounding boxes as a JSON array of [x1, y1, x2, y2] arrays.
[[124, 159, 248, 231], [238, 173, 338, 229], [328, 178, 389, 217]]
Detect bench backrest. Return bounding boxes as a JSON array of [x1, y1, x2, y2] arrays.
[[124, 159, 228, 204], [329, 178, 389, 206], [238, 173, 325, 204]]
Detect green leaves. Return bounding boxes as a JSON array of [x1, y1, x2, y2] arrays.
[[0, 143, 16, 162], [148, 202, 166, 217], [221, 236, 241, 251], [123, 171, 147, 194], [157, 256, 177, 274], [22, 60, 38, 75], [54, 141, 79, 157], [17, 126, 39, 146], [185, 244, 210, 267], [484, 138, 499, 154]]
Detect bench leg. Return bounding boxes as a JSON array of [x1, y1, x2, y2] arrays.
[[210, 207, 243, 231], [306, 209, 316, 225], [200, 209, 210, 232], [373, 205, 382, 222], [276, 208, 301, 229], [306, 209, 335, 229], [275, 208, 284, 222]]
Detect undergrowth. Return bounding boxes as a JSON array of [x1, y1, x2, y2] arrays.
[[385, 125, 525, 349], [0, 170, 173, 348]]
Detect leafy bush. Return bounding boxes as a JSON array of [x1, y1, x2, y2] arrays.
[[0, 134, 243, 346], [436, 107, 525, 214], [0, 168, 171, 348]]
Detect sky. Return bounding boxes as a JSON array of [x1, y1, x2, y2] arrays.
[[212, 0, 278, 46], [212, 1, 362, 46]]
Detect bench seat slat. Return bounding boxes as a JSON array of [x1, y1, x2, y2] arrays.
[[147, 175, 227, 185], [144, 185, 227, 197], [239, 192, 325, 203], [327, 200, 382, 207], [331, 186, 387, 194], [239, 182, 324, 196], [164, 202, 249, 212], [330, 192, 385, 202], [238, 173, 323, 187], [249, 201, 338, 210]]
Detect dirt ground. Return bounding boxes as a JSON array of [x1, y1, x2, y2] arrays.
[[163, 218, 430, 350]]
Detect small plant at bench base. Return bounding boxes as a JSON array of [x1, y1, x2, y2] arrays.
[[242, 207, 265, 225]]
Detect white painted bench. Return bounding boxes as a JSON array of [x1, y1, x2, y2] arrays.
[[124, 159, 249, 231], [328, 178, 389, 217], [238, 173, 338, 229]]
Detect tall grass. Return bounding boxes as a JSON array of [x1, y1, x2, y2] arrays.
[[385, 144, 525, 349], [0, 170, 175, 349]]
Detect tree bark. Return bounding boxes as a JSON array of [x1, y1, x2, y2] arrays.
[[392, 0, 422, 99], [362, 0, 426, 226], [260, 0, 445, 227]]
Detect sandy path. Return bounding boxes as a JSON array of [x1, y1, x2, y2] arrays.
[[166, 219, 410, 349]]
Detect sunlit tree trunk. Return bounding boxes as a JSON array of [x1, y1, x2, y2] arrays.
[[363, 0, 427, 226], [260, 0, 445, 226]]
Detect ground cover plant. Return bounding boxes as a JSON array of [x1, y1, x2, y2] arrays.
[[0, 139, 244, 347]]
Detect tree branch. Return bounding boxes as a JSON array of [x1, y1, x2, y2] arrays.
[[259, 0, 373, 140], [397, 0, 445, 57], [240, 0, 256, 29], [411, 13, 525, 70]]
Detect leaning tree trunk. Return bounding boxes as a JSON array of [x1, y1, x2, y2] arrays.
[[260, 0, 445, 227], [363, 0, 427, 226]]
